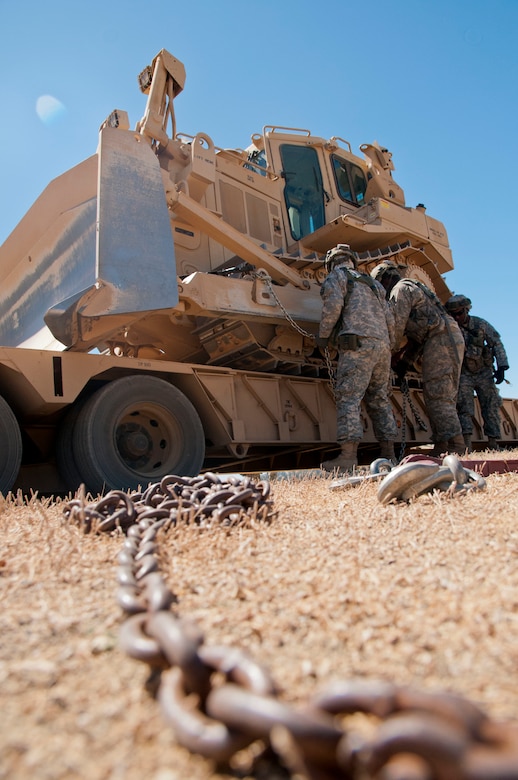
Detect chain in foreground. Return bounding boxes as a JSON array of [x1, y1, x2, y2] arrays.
[[65, 473, 518, 779]]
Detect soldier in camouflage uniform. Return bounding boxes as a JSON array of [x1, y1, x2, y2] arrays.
[[445, 294, 509, 451], [318, 245, 398, 472], [371, 262, 465, 456]]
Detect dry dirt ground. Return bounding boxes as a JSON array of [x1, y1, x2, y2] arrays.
[[2, 452, 518, 779]]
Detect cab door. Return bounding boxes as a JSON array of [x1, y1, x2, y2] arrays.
[[265, 130, 329, 244]]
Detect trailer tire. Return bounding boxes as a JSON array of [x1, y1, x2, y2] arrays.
[[55, 398, 91, 494], [71, 376, 205, 494], [0, 395, 22, 495]]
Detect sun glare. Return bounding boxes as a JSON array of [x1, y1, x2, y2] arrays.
[[35, 94, 67, 125]]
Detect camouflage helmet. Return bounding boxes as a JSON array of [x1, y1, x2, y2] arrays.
[[324, 244, 357, 271], [370, 260, 403, 283], [445, 294, 472, 314]]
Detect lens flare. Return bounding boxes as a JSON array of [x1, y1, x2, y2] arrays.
[[35, 95, 67, 125]]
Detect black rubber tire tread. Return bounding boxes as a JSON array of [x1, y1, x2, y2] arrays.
[[55, 397, 91, 494], [71, 376, 205, 494], [0, 395, 23, 495]]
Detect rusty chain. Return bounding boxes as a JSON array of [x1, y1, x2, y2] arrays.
[[64, 472, 518, 779], [64, 471, 274, 534], [253, 270, 316, 340], [253, 270, 338, 396], [397, 376, 429, 462]]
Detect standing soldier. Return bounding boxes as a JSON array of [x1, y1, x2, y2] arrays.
[[444, 294, 509, 451], [318, 244, 397, 472], [370, 262, 465, 457]]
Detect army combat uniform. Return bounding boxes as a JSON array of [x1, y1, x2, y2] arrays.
[[389, 279, 465, 444], [456, 315, 508, 440], [319, 262, 397, 444]]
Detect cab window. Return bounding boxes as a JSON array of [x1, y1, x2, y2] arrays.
[[332, 155, 367, 206], [280, 144, 325, 241]]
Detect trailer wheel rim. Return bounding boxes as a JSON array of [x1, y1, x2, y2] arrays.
[[115, 403, 183, 475]]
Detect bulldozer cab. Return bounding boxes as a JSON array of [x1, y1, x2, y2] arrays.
[[279, 141, 371, 242], [262, 127, 369, 245], [261, 127, 406, 258]]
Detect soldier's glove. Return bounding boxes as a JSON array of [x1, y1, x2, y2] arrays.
[[494, 365, 508, 384]]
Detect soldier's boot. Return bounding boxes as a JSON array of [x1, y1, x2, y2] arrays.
[[448, 434, 467, 455], [378, 440, 396, 464], [463, 434, 473, 453], [431, 441, 449, 458], [322, 442, 358, 473], [487, 437, 501, 450]]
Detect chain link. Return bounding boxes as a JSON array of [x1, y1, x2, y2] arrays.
[[254, 270, 338, 397], [64, 473, 518, 779], [254, 270, 315, 339], [255, 270, 344, 402], [400, 376, 429, 432], [397, 377, 428, 462]]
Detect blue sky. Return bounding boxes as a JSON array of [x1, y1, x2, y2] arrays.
[[1, 0, 517, 394]]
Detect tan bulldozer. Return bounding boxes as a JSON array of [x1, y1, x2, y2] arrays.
[[0, 49, 515, 494]]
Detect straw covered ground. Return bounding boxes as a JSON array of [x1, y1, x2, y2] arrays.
[[1, 451, 518, 779]]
